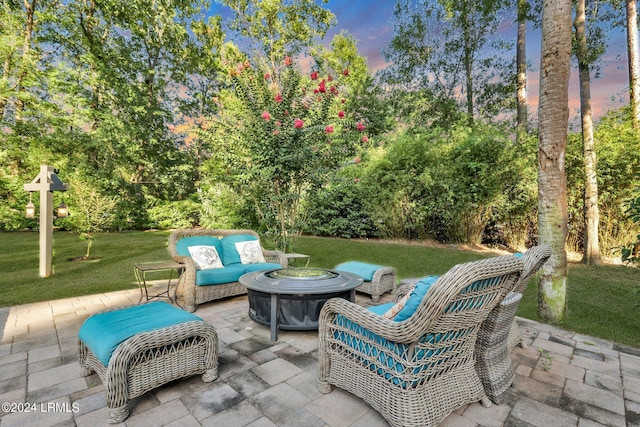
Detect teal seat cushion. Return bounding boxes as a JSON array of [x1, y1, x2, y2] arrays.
[[196, 264, 246, 285], [394, 276, 438, 322], [78, 301, 201, 366], [335, 261, 386, 281], [175, 236, 222, 257], [367, 304, 391, 316], [242, 262, 282, 273], [220, 234, 259, 265]]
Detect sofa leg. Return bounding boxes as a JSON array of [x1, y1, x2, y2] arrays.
[[318, 379, 333, 394], [107, 405, 129, 424], [202, 367, 218, 382]]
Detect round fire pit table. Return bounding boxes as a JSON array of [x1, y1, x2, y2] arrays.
[[239, 267, 363, 341]]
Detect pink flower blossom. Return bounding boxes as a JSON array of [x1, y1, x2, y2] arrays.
[[328, 75, 334, 82], [264, 73, 271, 80], [325, 125, 334, 134], [356, 122, 365, 131], [310, 71, 319, 80], [294, 118, 304, 129], [354, 157, 362, 164], [262, 111, 271, 121], [273, 130, 280, 135], [274, 93, 283, 103], [342, 69, 349, 76], [330, 86, 338, 95], [362, 135, 369, 143], [275, 121, 282, 126], [338, 110, 345, 118], [284, 56, 292, 66], [318, 80, 326, 93]]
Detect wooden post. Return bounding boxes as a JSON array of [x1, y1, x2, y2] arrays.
[[24, 165, 69, 278]]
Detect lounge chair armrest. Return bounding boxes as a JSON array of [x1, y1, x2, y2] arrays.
[[319, 297, 425, 344]]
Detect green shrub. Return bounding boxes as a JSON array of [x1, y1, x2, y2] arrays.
[[359, 123, 529, 245], [305, 180, 379, 238], [146, 198, 201, 229]]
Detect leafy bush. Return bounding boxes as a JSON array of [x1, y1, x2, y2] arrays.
[[360, 123, 528, 245], [621, 192, 640, 266], [146, 198, 201, 230], [305, 180, 379, 238], [566, 107, 640, 255]]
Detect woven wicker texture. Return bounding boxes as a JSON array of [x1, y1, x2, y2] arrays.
[[168, 229, 288, 312], [506, 244, 552, 350], [357, 266, 397, 302], [78, 306, 218, 423], [318, 255, 523, 427], [475, 245, 552, 404]]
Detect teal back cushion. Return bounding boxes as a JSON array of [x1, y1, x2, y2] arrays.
[[394, 276, 438, 321], [175, 236, 222, 257], [221, 234, 259, 265], [78, 301, 201, 366]]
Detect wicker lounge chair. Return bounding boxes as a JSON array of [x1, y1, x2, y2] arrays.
[[506, 244, 553, 350], [475, 245, 552, 403], [318, 255, 523, 427], [168, 229, 288, 312]]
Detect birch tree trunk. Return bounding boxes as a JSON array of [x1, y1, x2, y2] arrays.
[[627, 0, 640, 128], [516, 0, 528, 142], [537, 0, 572, 322], [574, 0, 601, 265]]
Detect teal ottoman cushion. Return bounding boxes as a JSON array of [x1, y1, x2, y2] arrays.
[[335, 261, 386, 281], [78, 301, 202, 366]]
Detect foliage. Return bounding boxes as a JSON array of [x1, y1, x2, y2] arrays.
[[359, 123, 527, 244], [566, 107, 640, 255], [621, 191, 640, 267], [305, 176, 379, 239], [202, 54, 369, 250], [63, 176, 119, 259], [382, 0, 515, 124], [146, 198, 201, 230]]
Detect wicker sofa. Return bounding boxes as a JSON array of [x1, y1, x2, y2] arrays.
[[318, 255, 523, 427], [168, 229, 288, 312]]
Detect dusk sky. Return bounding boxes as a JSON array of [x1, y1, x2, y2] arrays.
[[212, 1, 630, 122]]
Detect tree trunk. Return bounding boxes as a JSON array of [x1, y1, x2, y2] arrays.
[[15, 0, 37, 118], [537, 0, 572, 323], [574, 0, 602, 265], [462, 8, 474, 125], [516, 0, 528, 142], [627, 0, 640, 128]]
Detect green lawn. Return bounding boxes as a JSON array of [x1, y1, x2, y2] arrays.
[[1, 231, 638, 348]]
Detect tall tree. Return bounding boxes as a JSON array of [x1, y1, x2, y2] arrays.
[[537, 0, 572, 322], [383, 0, 514, 125], [627, 0, 640, 128], [516, 0, 529, 142], [573, 0, 603, 265], [384, 0, 515, 127]]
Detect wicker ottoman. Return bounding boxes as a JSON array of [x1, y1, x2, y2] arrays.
[[78, 301, 218, 423], [335, 261, 396, 302]]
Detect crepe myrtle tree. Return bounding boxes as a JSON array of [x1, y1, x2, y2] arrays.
[[204, 55, 369, 251]]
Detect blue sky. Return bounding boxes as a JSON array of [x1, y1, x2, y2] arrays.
[[211, 1, 629, 121]]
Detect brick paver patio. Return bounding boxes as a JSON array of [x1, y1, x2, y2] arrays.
[[1, 283, 639, 426]]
